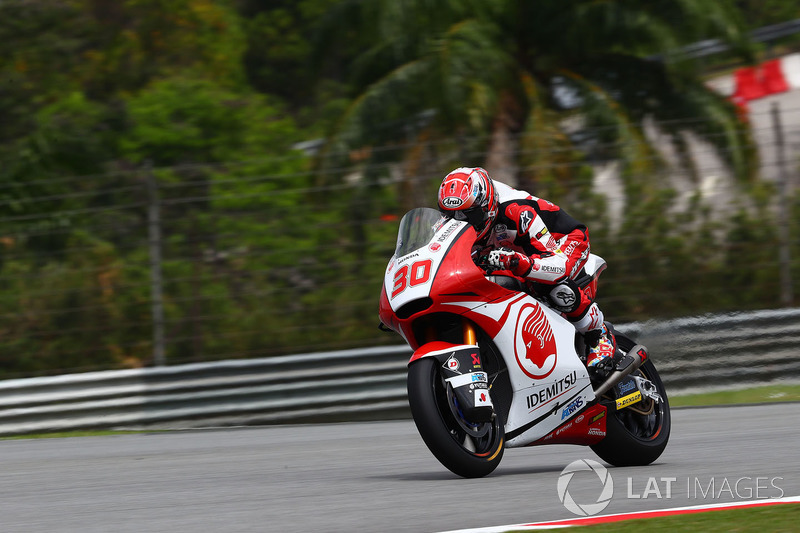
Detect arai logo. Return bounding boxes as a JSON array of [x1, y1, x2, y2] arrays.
[[441, 197, 464, 208]]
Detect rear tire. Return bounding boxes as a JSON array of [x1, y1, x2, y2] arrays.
[[407, 357, 504, 478], [590, 335, 671, 466]]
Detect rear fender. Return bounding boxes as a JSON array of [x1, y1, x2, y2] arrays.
[[409, 342, 493, 423]]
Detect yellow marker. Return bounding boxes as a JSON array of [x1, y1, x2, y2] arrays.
[[616, 391, 642, 410]]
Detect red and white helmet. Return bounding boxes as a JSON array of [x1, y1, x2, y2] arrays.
[[437, 167, 498, 241]]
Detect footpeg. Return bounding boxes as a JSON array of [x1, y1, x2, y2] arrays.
[[632, 376, 662, 403]]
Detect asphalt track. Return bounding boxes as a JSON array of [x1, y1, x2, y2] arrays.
[[0, 404, 798, 533]]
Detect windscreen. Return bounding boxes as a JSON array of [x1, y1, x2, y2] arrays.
[[394, 208, 450, 257]]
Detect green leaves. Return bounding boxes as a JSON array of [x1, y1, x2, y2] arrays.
[[123, 78, 255, 165], [0, 0, 793, 376], [317, 0, 758, 188]]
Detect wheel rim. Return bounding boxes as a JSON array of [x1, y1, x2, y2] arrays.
[[613, 367, 667, 441], [608, 339, 668, 442]]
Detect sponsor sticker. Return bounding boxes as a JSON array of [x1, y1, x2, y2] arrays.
[[437, 221, 461, 242], [515, 303, 557, 379], [553, 288, 576, 306], [519, 210, 534, 234], [541, 264, 566, 274], [561, 397, 585, 420], [617, 379, 637, 395], [474, 389, 492, 407], [444, 354, 460, 373], [471, 372, 488, 382], [397, 252, 420, 264], [447, 371, 487, 388], [636, 347, 648, 361], [616, 391, 643, 410], [556, 421, 574, 436], [526, 371, 577, 410]]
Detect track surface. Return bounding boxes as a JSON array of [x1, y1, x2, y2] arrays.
[[0, 404, 798, 533]]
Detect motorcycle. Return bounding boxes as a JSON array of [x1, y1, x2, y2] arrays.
[[378, 208, 670, 478]]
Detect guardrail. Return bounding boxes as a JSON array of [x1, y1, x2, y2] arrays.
[[1, 308, 799, 436], [0, 346, 413, 436], [620, 307, 800, 392]]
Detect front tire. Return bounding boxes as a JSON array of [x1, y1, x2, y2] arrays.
[[590, 335, 671, 466], [407, 357, 504, 478]]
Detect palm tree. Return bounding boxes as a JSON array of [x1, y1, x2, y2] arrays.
[[316, 0, 757, 196]]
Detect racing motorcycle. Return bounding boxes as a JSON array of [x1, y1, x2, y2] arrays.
[[378, 208, 670, 478]]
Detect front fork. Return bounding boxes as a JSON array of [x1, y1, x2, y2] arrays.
[[424, 318, 477, 345], [463, 319, 477, 345]]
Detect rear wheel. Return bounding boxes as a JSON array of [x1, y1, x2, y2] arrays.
[[590, 334, 671, 466], [407, 357, 504, 478]]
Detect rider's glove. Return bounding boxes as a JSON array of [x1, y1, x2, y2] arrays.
[[487, 249, 532, 277]]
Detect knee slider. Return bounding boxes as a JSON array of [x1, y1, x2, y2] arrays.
[[548, 279, 580, 314]]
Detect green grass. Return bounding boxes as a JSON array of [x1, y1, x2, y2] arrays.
[[670, 384, 800, 407], [570, 503, 800, 532]]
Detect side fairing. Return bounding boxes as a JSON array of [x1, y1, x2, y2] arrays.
[[449, 295, 595, 447]]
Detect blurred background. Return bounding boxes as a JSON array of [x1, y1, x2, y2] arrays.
[[2, 0, 800, 378]]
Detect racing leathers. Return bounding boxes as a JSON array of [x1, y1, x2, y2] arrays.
[[480, 181, 616, 369]]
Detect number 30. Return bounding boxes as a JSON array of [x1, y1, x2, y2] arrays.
[[391, 259, 432, 298]]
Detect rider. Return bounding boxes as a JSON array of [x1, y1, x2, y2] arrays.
[[437, 166, 617, 375]]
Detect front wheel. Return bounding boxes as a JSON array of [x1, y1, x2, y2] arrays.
[[590, 335, 671, 467], [407, 357, 504, 478]]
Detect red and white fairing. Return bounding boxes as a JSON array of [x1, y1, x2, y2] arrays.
[[379, 209, 596, 448], [447, 293, 595, 446]]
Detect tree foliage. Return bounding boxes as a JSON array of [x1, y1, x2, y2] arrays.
[[0, 0, 795, 376], [317, 0, 759, 192]]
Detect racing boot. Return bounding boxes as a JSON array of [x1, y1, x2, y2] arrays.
[[584, 323, 618, 376]]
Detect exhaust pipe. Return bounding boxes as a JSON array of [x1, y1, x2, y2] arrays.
[[593, 344, 649, 398]]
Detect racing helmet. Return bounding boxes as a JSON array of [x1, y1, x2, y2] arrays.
[[437, 167, 498, 241]]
